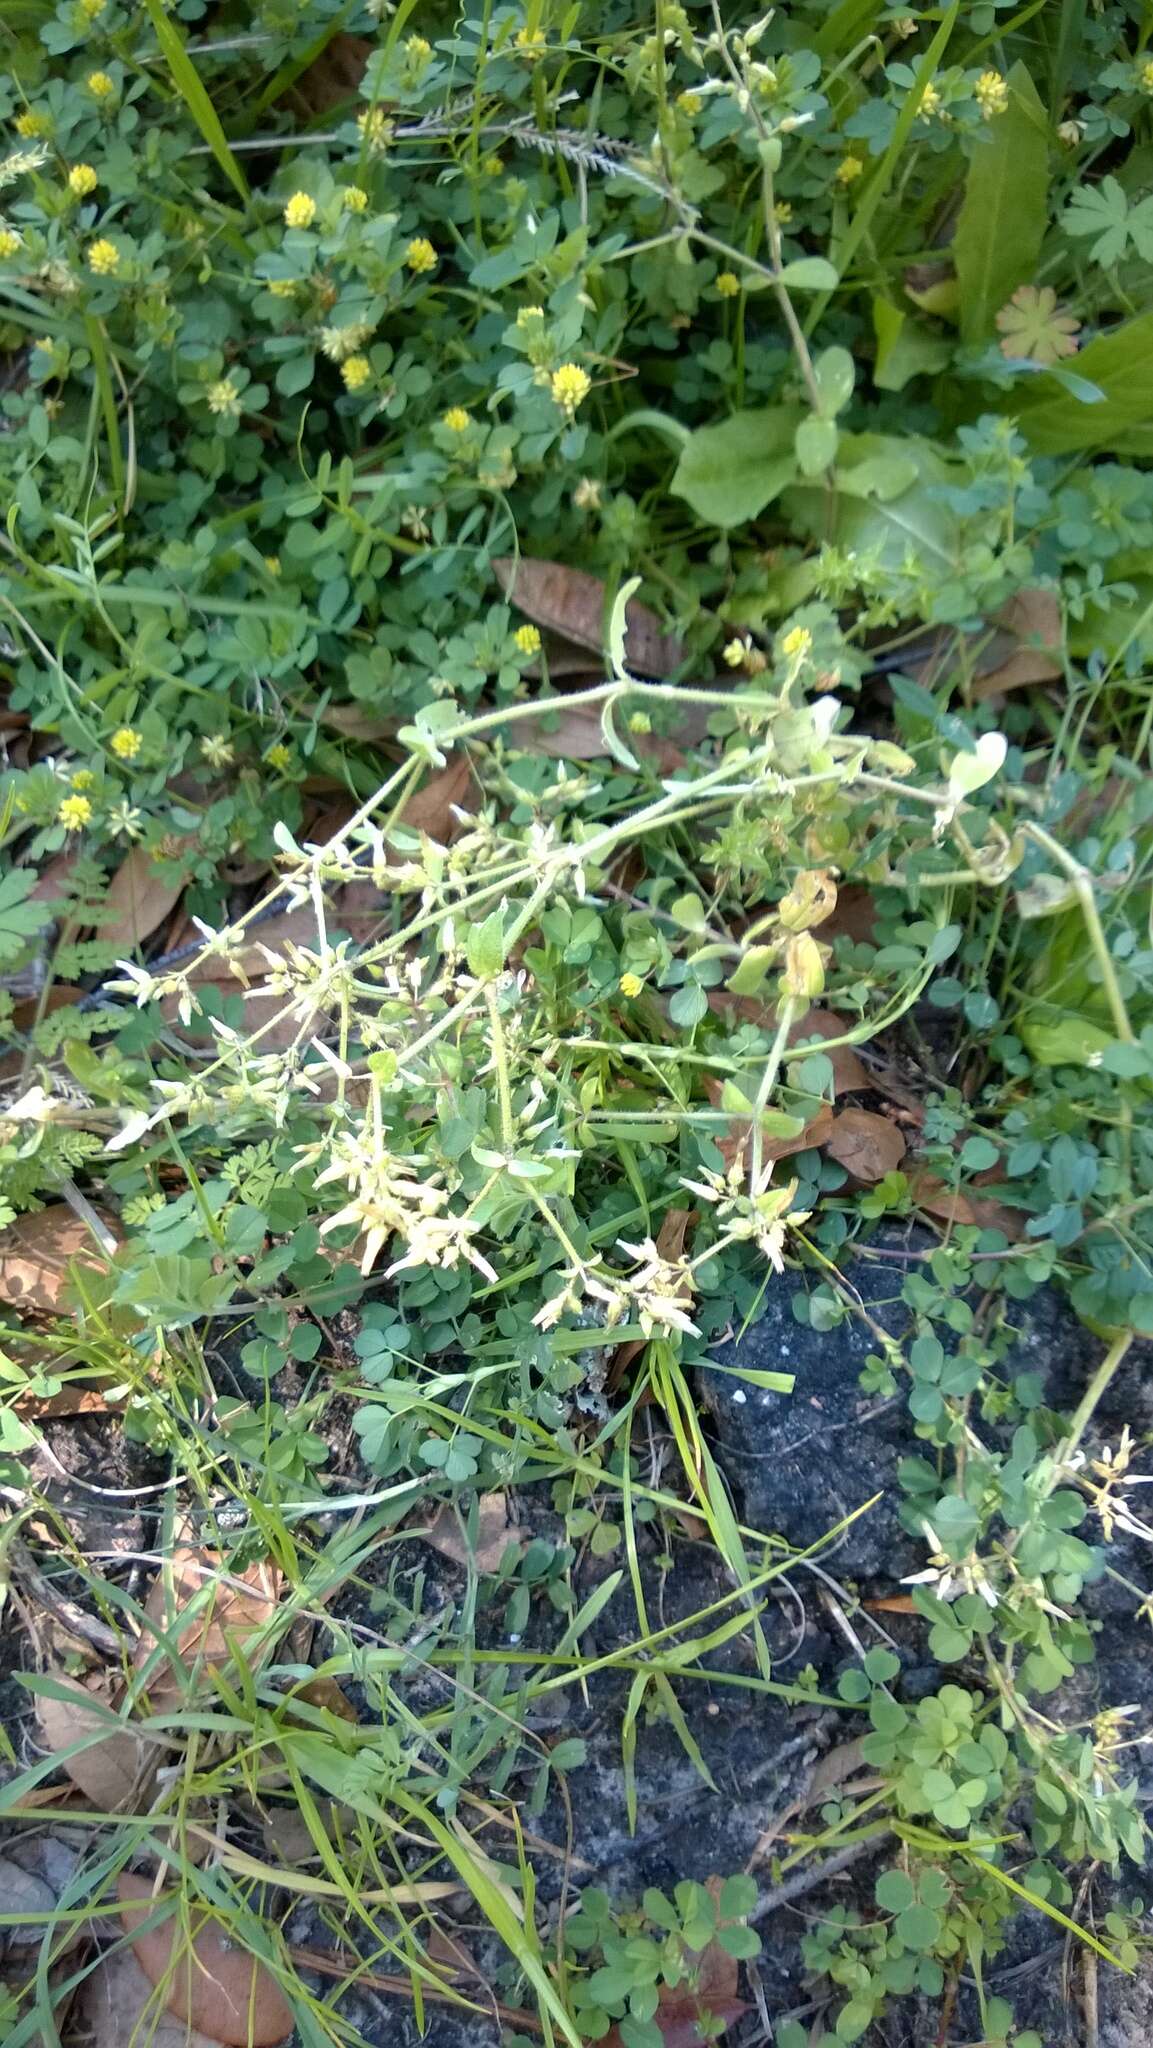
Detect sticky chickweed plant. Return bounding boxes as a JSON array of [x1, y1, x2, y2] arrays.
[[3, 3, 1153, 2045]]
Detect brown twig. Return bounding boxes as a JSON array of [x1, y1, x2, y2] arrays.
[[287, 1943, 545, 2035]]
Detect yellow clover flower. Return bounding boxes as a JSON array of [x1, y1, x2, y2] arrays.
[[266, 743, 292, 772], [442, 406, 472, 431], [715, 271, 741, 298], [342, 185, 368, 212], [513, 624, 542, 656], [405, 236, 437, 273], [207, 378, 240, 416], [15, 110, 52, 138], [0, 230, 22, 260], [86, 70, 116, 99], [284, 191, 317, 229], [110, 726, 142, 760], [550, 362, 591, 414], [781, 625, 812, 661], [835, 155, 864, 185], [68, 163, 99, 197], [88, 238, 120, 275], [619, 973, 644, 998], [58, 794, 93, 830], [341, 355, 372, 391], [975, 70, 1009, 118]]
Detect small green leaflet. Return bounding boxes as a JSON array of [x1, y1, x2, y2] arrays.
[[1064, 177, 1153, 268], [953, 61, 1048, 346], [0, 869, 45, 965]]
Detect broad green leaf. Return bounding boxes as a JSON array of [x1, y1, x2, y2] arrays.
[[947, 730, 1006, 799], [670, 407, 800, 527], [784, 434, 957, 577], [954, 61, 1048, 345], [1020, 1010, 1114, 1066], [1010, 313, 1153, 453], [778, 257, 839, 291], [872, 298, 951, 392], [466, 909, 506, 980], [814, 344, 855, 416], [0, 868, 46, 965], [796, 414, 838, 475]]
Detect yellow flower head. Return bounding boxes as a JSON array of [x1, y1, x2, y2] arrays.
[[774, 200, 793, 224], [207, 377, 240, 416], [517, 304, 545, 325], [1142, 59, 1153, 93], [201, 734, 234, 768], [918, 80, 942, 116], [715, 270, 741, 298], [405, 34, 432, 63], [342, 185, 368, 212], [0, 229, 21, 259], [79, 0, 105, 16], [284, 190, 317, 229], [405, 235, 437, 273], [975, 69, 1008, 118], [110, 725, 142, 760], [320, 321, 373, 363], [619, 972, 644, 999], [442, 405, 472, 431], [266, 743, 292, 772], [550, 362, 591, 414], [678, 91, 702, 116], [70, 769, 96, 790], [357, 107, 392, 153], [58, 793, 93, 830], [781, 625, 812, 661], [267, 278, 298, 299], [341, 354, 372, 391], [513, 624, 542, 656], [722, 637, 749, 669], [15, 110, 52, 138], [68, 163, 99, 197], [88, 238, 120, 275], [835, 155, 864, 185], [33, 335, 55, 354], [86, 70, 115, 99], [264, 555, 281, 575]]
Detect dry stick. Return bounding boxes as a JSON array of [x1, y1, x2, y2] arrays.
[[8, 1536, 122, 1655], [749, 1834, 890, 1922], [287, 1944, 544, 2036]]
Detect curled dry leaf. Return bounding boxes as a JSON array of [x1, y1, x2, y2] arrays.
[[0, 1204, 114, 1314], [421, 1492, 521, 1574], [970, 587, 1062, 702], [492, 557, 685, 676], [36, 1672, 155, 1812], [101, 845, 187, 949], [906, 1168, 1023, 1239], [392, 753, 477, 842], [81, 1947, 219, 2048], [118, 1873, 293, 2048], [705, 1077, 835, 1175], [135, 1549, 282, 1708], [603, 1938, 748, 2047], [823, 1107, 907, 1183]]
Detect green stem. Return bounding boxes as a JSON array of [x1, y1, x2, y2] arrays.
[[748, 996, 799, 1197], [485, 984, 515, 1148]]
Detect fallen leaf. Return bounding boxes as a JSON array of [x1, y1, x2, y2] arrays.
[[421, 1493, 520, 1574], [906, 1168, 1023, 1238], [492, 557, 685, 676], [29, 850, 80, 906], [0, 1855, 57, 1939], [285, 31, 372, 114], [823, 1108, 906, 1183], [11, 983, 84, 1033], [288, 1673, 358, 1723], [603, 1938, 748, 2047], [319, 702, 395, 742], [135, 1549, 282, 1708], [705, 1078, 835, 1175], [787, 1007, 872, 1096], [101, 844, 189, 949], [390, 753, 477, 842], [818, 884, 878, 948], [80, 1947, 219, 2048], [863, 1593, 918, 1614], [0, 1205, 113, 1314], [118, 1873, 293, 2047], [13, 1375, 123, 1420], [970, 587, 1063, 701], [500, 695, 693, 770], [36, 1672, 155, 1812]]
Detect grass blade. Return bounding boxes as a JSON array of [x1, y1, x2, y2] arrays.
[[142, 0, 250, 203]]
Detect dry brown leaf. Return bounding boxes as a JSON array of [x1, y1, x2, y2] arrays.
[[286, 30, 372, 113], [118, 1873, 293, 2048], [501, 695, 694, 770], [81, 1947, 219, 2048], [604, 1936, 747, 2048], [135, 1549, 282, 1708], [392, 753, 477, 841], [0, 1205, 114, 1315], [421, 1493, 520, 1574], [320, 702, 394, 742], [706, 1079, 835, 1175], [492, 557, 685, 676], [823, 1107, 906, 1183], [786, 1007, 871, 1096], [36, 1673, 155, 1812], [906, 1168, 1023, 1239], [289, 1673, 358, 1723], [29, 849, 80, 906], [11, 984, 84, 1034], [101, 846, 187, 949], [971, 588, 1063, 701], [13, 1376, 122, 1420]]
